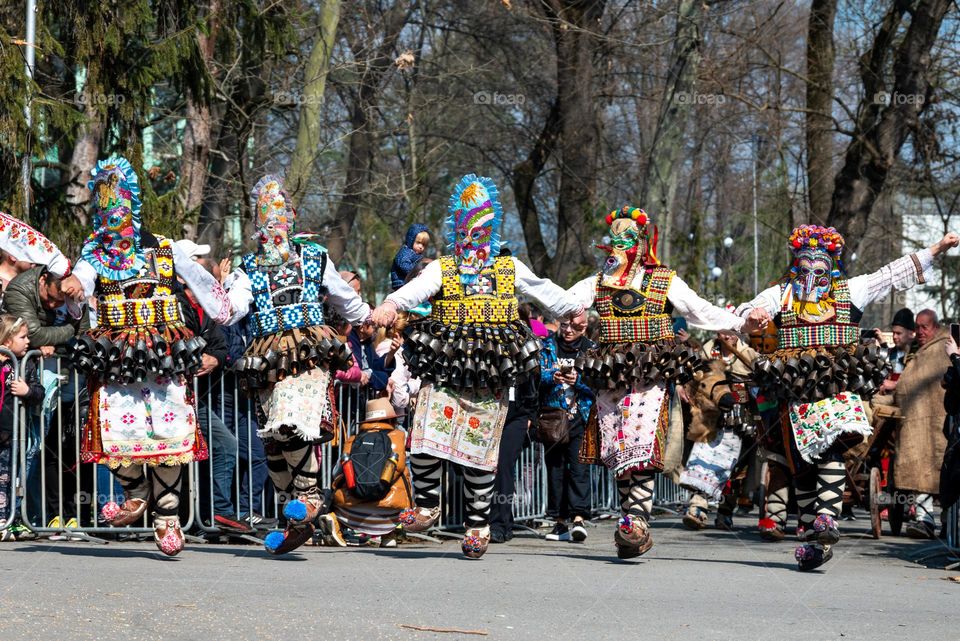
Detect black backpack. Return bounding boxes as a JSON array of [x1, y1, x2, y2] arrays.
[[345, 429, 396, 501]]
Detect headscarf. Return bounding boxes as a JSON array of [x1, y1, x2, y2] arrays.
[[390, 223, 430, 290], [446, 174, 504, 285], [79, 156, 145, 281]]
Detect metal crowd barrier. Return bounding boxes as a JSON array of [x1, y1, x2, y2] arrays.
[[6, 352, 691, 542]]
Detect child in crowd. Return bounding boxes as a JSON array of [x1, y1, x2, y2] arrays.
[[0, 315, 45, 540], [389, 224, 431, 291]]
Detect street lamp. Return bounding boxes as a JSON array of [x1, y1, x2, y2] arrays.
[[21, 0, 36, 221]]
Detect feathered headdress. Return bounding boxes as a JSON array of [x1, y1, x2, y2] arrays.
[[80, 156, 145, 280]]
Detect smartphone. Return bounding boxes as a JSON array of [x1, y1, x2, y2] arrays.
[[860, 328, 876, 343], [951, 323, 960, 345]]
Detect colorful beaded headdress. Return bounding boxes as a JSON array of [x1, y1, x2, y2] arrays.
[[250, 175, 296, 231], [786, 224, 845, 279], [249, 175, 298, 265], [446, 174, 504, 285], [80, 156, 145, 281]]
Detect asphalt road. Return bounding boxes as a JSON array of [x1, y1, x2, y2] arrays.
[[0, 514, 957, 641]]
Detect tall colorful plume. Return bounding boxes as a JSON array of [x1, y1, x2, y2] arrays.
[[446, 174, 504, 284], [80, 156, 145, 281]]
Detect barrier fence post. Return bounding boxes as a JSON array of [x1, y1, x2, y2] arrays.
[[0, 348, 19, 535]]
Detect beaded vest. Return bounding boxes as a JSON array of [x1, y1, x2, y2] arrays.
[[430, 255, 518, 324], [595, 266, 675, 344], [242, 244, 327, 338], [96, 237, 184, 330], [775, 279, 860, 349]]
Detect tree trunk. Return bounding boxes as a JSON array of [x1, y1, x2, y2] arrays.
[[511, 99, 561, 275], [543, 0, 606, 283], [639, 0, 708, 265], [178, 0, 221, 232], [805, 0, 837, 220], [286, 0, 342, 206], [198, 73, 268, 258], [180, 98, 212, 219], [828, 0, 952, 245], [326, 3, 413, 264], [64, 90, 104, 228]]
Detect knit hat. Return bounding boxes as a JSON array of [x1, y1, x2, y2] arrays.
[[891, 308, 915, 331]]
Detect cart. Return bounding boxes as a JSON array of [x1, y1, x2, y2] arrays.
[[845, 403, 904, 538]]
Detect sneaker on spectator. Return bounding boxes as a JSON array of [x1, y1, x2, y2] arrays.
[[905, 520, 935, 539], [380, 530, 398, 548], [47, 516, 65, 540], [570, 519, 588, 542], [319, 513, 347, 547], [545, 521, 571, 542], [64, 517, 84, 541], [214, 513, 255, 534], [0, 520, 12, 542], [242, 513, 278, 530], [8, 521, 35, 540]]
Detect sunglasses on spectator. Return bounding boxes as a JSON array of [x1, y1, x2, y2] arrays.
[[559, 322, 587, 330]]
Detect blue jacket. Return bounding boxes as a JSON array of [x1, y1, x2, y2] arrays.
[[538, 334, 595, 424], [390, 223, 429, 290]]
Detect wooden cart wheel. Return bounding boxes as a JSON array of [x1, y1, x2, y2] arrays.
[[869, 467, 882, 539], [889, 491, 905, 536]]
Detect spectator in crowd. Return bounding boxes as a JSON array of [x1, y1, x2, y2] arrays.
[[0, 316, 44, 540], [390, 224, 430, 291], [333, 316, 366, 387], [538, 309, 595, 542], [941, 336, 960, 523], [488, 375, 538, 543], [179, 246, 249, 534], [349, 319, 394, 394], [894, 309, 950, 538], [199, 255, 273, 528], [339, 270, 362, 296], [3, 266, 90, 533], [3, 267, 88, 355], [877, 308, 916, 394], [519, 302, 550, 338]]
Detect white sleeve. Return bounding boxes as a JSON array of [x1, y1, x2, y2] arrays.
[[385, 259, 443, 311], [0, 211, 71, 277], [323, 258, 371, 325], [735, 283, 783, 318], [566, 275, 598, 309], [172, 243, 244, 325], [222, 270, 253, 326], [513, 258, 584, 318], [72, 259, 98, 298], [848, 249, 933, 310], [668, 274, 745, 332]]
